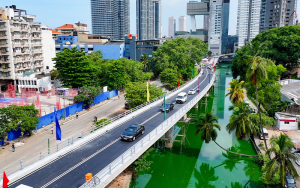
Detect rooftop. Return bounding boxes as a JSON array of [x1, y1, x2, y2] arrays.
[[276, 112, 298, 119], [55, 24, 75, 30], [49, 29, 63, 35]]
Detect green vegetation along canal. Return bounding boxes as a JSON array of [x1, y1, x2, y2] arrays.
[[131, 64, 264, 188]]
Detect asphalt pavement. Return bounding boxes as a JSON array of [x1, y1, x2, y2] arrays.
[[11, 67, 212, 188]]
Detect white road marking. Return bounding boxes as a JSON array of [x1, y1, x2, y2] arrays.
[[140, 112, 161, 125], [40, 137, 120, 188]]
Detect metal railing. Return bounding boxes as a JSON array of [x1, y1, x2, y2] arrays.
[[0, 67, 207, 179], [80, 73, 216, 188]]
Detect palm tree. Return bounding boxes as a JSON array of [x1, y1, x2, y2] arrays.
[[245, 41, 275, 150], [140, 53, 150, 71], [195, 112, 258, 157], [265, 133, 299, 187], [226, 102, 257, 139], [225, 79, 246, 104]]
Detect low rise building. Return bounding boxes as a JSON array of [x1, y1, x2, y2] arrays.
[[275, 112, 299, 131]]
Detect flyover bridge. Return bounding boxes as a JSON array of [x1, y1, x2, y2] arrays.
[[6, 59, 217, 188]]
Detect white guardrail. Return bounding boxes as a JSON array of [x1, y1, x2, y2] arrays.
[[81, 73, 216, 188], [1, 67, 209, 182]]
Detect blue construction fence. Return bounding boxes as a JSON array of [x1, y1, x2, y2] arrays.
[[0, 89, 118, 145]]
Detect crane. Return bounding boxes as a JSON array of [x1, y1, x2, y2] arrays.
[[287, 10, 298, 26]]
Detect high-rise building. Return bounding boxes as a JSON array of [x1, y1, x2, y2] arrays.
[[178, 16, 186, 31], [208, 0, 223, 55], [91, 0, 130, 40], [236, 0, 261, 48], [136, 0, 161, 40], [260, 0, 297, 33], [221, 0, 230, 54], [0, 5, 45, 89], [168, 17, 176, 38]]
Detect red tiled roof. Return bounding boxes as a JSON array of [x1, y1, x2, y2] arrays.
[[49, 29, 63, 34], [55, 24, 75, 30]]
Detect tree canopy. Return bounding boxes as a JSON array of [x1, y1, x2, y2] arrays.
[[0, 105, 39, 139], [74, 86, 102, 108], [53, 48, 96, 88], [152, 37, 208, 80], [125, 82, 163, 108]]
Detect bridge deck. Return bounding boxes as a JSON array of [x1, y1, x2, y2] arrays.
[[10, 68, 213, 188]]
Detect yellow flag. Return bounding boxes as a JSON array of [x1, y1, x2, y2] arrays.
[[147, 82, 150, 102]]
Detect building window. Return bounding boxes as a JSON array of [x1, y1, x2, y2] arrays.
[[46, 66, 49, 69], [284, 121, 290, 124]]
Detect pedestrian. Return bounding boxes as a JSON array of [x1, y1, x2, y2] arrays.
[[51, 126, 54, 134], [76, 112, 78, 119], [12, 143, 15, 152], [118, 95, 120, 100]]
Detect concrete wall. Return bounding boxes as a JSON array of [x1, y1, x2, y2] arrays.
[[41, 30, 56, 74]]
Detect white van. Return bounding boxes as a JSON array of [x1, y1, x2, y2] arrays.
[[259, 128, 269, 140], [176, 92, 187, 104]]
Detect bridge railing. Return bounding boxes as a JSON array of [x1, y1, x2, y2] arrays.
[[80, 73, 216, 188], [0, 68, 205, 179]]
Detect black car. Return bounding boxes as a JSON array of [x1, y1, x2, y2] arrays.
[[160, 103, 175, 113], [285, 173, 296, 188], [121, 125, 145, 141], [125, 103, 130, 110]]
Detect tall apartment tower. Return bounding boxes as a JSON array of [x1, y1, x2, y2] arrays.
[[91, 0, 130, 40], [236, 0, 261, 48], [178, 16, 186, 31], [260, 0, 297, 33], [221, 0, 230, 54], [136, 0, 161, 40], [208, 0, 223, 55], [168, 17, 176, 38], [0, 5, 44, 89]]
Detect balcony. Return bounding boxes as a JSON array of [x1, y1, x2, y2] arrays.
[[0, 36, 8, 40], [33, 57, 43, 61], [31, 29, 41, 33], [13, 52, 22, 56], [32, 43, 42, 47], [30, 22, 41, 26], [0, 51, 9, 55], [12, 36, 22, 40], [21, 35, 30, 39], [33, 50, 43, 54], [0, 60, 10, 64], [0, 68, 11, 72], [0, 27, 7, 31], [0, 75, 12, 80], [12, 43, 23, 48], [14, 59, 23, 63], [10, 27, 21, 32]]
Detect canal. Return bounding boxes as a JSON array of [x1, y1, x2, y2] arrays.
[[131, 64, 264, 188]]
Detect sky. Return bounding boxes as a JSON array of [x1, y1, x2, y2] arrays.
[[2, 0, 300, 36]]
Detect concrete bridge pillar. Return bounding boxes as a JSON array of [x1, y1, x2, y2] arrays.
[[179, 114, 187, 122], [193, 102, 198, 109], [165, 128, 173, 148]]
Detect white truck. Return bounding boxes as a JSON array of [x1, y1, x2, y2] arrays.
[[176, 92, 187, 104]]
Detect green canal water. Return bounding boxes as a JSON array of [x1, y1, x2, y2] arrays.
[[131, 64, 264, 188]]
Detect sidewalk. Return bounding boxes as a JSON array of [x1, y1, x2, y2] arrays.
[[0, 94, 127, 170]]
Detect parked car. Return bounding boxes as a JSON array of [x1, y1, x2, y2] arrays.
[[285, 173, 296, 188], [294, 153, 300, 166], [188, 89, 196, 95], [120, 125, 145, 141], [125, 103, 130, 110], [259, 128, 269, 140], [176, 92, 187, 104], [160, 101, 175, 113]]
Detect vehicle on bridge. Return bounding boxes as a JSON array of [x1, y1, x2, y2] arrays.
[[188, 89, 196, 95], [120, 125, 145, 141], [176, 92, 187, 104], [160, 100, 175, 112]]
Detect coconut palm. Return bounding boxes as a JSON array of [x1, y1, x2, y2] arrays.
[[226, 102, 257, 139], [140, 53, 150, 71], [265, 133, 299, 187], [195, 112, 258, 157], [245, 41, 275, 150], [225, 79, 246, 104]]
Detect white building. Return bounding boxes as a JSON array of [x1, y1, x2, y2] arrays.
[[0, 5, 45, 91], [18, 72, 52, 92], [41, 25, 55, 74], [208, 0, 222, 55], [236, 0, 261, 48], [178, 16, 186, 31], [275, 112, 298, 131], [73, 22, 88, 34], [168, 17, 176, 38]]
